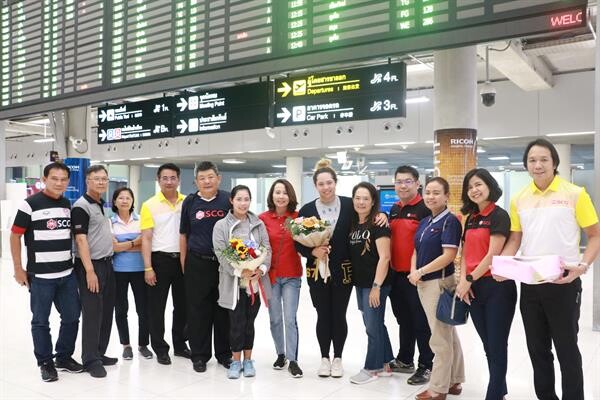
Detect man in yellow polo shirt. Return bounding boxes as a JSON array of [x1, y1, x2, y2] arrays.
[[502, 139, 600, 400], [140, 163, 190, 365]]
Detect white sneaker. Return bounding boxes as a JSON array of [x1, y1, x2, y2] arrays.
[[331, 357, 343, 378], [317, 358, 331, 377], [350, 369, 378, 384]]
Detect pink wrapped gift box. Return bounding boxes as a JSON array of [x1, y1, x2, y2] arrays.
[[491, 255, 563, 284]]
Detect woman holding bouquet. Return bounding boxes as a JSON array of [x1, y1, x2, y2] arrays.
[[259, 179, 304, 378], [296, 159, 386, 378], [455, 168, 515, 400], [348, 182, 394, 385], [213, 185, 272, 379], [407, 177, 464, 400]]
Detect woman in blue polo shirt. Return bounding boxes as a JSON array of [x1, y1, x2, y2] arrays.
[[408, 177, 464, 400], [456, 168, 515, 400], [111, 187, 153, 360]]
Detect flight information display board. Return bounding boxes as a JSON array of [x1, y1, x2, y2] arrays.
[[0, 0, 588, 117], [97, 97, 174, 144], [274, 63, 407, 126], [172, 82, 270, 135]]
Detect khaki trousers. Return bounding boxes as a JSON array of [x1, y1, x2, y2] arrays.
[[417, 276, 465, 394]]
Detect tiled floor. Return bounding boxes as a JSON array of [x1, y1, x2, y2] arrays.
[[1, 258, 598, 400]]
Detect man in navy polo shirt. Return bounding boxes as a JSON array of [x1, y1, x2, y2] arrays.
[[388, 166, 433, 385], [180, 161, 232, 373]]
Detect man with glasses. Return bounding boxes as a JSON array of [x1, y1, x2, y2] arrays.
[[140, 163, 190, 365], [11, 162, 83, 382], [388, 166, 434, 385], [72, 165, 117, 378], [179, 161, 232, 373]]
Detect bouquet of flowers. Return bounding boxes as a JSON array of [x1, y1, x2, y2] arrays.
[[286, 216, 333, 282], [221, 238, 268, 304]]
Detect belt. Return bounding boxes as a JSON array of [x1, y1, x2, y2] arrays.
[[190, 251, 217, 261], [153, 251, 180, 259], [76, 256, 112, 262]]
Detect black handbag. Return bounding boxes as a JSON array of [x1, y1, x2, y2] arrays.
[[436, 289, 470, 326]]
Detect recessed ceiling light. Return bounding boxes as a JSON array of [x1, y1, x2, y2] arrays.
[[33, 138, 55, 143], [546, 131, 594, 137], [103, 159, 125, 163], [130, 157, 151, 161], [481, 136, 518, 141], [477, 147, 486, 153], [328, 144, 364, 149], [368, 161, 388, 165], [272, 164, 287, 168], [144, 163, 162, 168], [405, 96, 430, 104], [510, 162, 523, 166], [374, 142, 416, 146], [222, 159, 246, 164], [488, 156, 510, 161]]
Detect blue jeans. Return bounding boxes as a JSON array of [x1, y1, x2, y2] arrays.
[[356, 285, 394, 370], [30, 272, 81, 365], [470, 277, 517, 400], [268, 277, 301, 361]]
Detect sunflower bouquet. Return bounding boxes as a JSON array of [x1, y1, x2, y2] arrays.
[[221, 238, 268, 302], [286, 216, 333, 282]]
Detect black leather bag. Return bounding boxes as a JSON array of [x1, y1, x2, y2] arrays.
[[436, 289, 470, 326]]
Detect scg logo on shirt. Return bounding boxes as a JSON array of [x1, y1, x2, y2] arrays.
[[196, 210, 226, 220], [47, 219, 71, 229]]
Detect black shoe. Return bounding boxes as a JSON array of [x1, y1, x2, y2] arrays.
[[86, 364, 107, 378], [288, 361, 303, 378], [55, 357, 83, 373], [407, 367, 431, 385], [157, 353, 172, 365], [40, 362, 58, 382], [122, 346, 133, 360], [389, 359, 415, 373], [101, 355, 118, 366], [138, 346, 153, 359], [273, 354, 287, 370], [174, 347, 191, 359], [218, 358, 232, 369], [193, 360, 207, 373]]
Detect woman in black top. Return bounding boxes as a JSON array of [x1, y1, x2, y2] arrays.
[[348, 182, 393, 385], [296, 159, 386, 378]]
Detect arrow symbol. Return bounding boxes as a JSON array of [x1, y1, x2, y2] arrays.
[[99, 110, 107, 122], [99, 130, 107, 141], [176, 98, 188, 112], [277, 107, 291, 123], [176, 120, 188, 134], [277, 82, 291, 98]]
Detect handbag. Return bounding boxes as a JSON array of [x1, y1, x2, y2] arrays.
[[436, 288, 470, 326]]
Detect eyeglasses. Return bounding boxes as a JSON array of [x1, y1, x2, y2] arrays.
[[159, 176, 179, 182], [394, 179, 416, 186], [89, 177, 108, 183]]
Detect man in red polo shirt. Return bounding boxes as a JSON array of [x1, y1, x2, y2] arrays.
[[388, 166, 433, 385]]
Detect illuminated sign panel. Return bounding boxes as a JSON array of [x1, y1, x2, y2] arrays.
[[0, 0, 587, 117], [274, 63, 406, 126], [97, 98, 174, 144]]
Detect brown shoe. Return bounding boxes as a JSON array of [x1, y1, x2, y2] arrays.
[[448, 383, 462, 395], [415, 390, 447, 400]]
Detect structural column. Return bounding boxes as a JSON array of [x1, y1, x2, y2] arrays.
[[433, 47, 478, 213], [129, 165, 141, 213], [0, 120, 6, 201], [554, 144, 571, 180], [286, 156, 303, 203], [593, 12, 600, 332]]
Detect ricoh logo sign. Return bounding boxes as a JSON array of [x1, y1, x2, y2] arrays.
[[449, 138, 475, 148]]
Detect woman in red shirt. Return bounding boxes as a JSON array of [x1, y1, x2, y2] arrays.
[[456, 168, 516, 400], [259, 179, 304, 378]]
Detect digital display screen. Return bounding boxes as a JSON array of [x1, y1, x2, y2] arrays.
[[0, 0, 587, 117], [274, 63, 406, 126], [379, 186, 399, 214]]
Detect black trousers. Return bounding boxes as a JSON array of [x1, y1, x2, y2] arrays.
[[74, 257, 115, 368], [389, 270, 433, 369], [185, 252, 231, 363], [147, 252, 187, 356], [228, 289, 261, 353], [114, 271, 149, 347], [308, 280, 353, 358], [520, 279, 583, 400]]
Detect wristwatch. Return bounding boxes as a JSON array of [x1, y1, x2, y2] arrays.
[[466, 274, 474, 283], [372, 282, 381, 289]]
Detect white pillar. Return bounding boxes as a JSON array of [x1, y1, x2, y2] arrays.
[[554, 144, 571, 181], [0, 120, 6, 200], [65, 107, 91, 158], [129, 165, 141, 213], [286, 156, 303, 204], [593, 13, 600, 332]]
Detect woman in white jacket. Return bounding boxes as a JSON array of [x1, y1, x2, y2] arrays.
[[213, 185, 272, 379]]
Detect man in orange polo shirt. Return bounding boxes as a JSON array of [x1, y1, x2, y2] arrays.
[[388, 166, 433, 385]]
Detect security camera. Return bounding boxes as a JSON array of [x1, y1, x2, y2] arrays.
[[480, 82, 496, 107], [396, 120, 405, 131]]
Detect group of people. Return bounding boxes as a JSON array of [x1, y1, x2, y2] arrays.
[[10, 138, 599, 400]]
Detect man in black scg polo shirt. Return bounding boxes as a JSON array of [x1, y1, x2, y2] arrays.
[[179, 161, 232, 373]]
